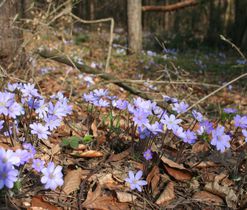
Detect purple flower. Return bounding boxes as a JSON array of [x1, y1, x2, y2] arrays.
[[223, 108, 237, 114], [0, 163, 18, 189], [113, 99, 128, 110], [172, 101, 189, 114], [0, 120, 4, 130], [133, 109, 149, 126], [143, 149, 153, 160], [183, 130, 197, 144], [138, 126, 151, 139], [144, 122, 163, 135], [211, 126, 231, 152], [44, 115, 61, 131], [234, 115, 247, 129], [163, 95, 178, 104], [192, 110, 204, 122], [125, 170, 147, 192], [0, 148, 20, 166], [30, 123, 51, 140], [14, 149, 31, 166], [93, 89, 108, 97], [0, 92, 15, 115], [95, 98, 109, 107], [23, 143, 36, 158], [32, 159, 45, 172], [161, 114, 182, 131], [173, 126, 186, 138], [242, 129, 247, 142], [8, 102, 24, 119], [21, 83, 40, 98], [35, 99, 48, 119], [200, 120, 214, 134], [41, 162, 64, 190]]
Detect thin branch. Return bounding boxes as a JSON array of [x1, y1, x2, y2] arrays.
[[142, 0, 197, 12], [70, 13, 114, 72], [184, 72, 247, 113]]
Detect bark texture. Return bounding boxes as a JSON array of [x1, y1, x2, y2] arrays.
[[127, 0, 142, 54], [0, 0, 24, 70]]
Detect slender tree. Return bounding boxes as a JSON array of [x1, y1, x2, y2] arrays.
[[127, 0, 142, 54], [0, 0, 24, 70]]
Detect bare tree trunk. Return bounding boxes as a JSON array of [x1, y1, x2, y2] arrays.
[[127, 0, 142, 54], [0, 0, 24, 70]]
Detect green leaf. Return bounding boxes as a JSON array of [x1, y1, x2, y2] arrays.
[[62, 138, 70, 146], [70, 137, 80, 149], [83, 134, 93, 143]]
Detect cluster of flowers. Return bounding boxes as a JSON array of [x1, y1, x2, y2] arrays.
[[84, 89, 247, 192], [0, 83, 72, 191]]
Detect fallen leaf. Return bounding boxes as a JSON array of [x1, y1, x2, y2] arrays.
[[146, 166, 160, 194], [116, 191, 137, 203], [192, 191, 224, 205], [165, 165, 192, 181], [192, 141, 209, 153], [63, 168, 83, 194], [155, 182, 175, 206], [98, 173, 123, 190], [91, 120, 98, 138], [188, 161, 218, 168], [28, 196, 61, 210], [204, 181, 238, 208], [70, 150, 103, 158], [82, 185, 129, 210], [161, 156, 186, 170], [74, 144, 87, 151], [107, 147, 131, 162]]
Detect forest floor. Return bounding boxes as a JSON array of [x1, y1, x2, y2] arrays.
[[1, 26, 247, 210]]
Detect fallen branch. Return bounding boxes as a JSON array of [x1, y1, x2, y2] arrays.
[[142, 0, 197, 12], [36, 47, 168, 109]]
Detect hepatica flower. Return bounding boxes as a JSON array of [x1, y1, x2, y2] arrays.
[[161, 114, 182, 131], [234, 115, 247, 129], [0, 163, 18, 189], [32, 159, 45, 172], [223, 108, 237, 114], [0, 148, 20, 166], [183, 130, 197, 144], [192, 110, 204, 122], [30, 123, 51, 140], [133, 109, 149, 126], [172, 101, 189, 114], [211, 126, 231, 152], [125, 170, 147, 192], [41, 162, 64, 190], [143, 149, 153, 160]]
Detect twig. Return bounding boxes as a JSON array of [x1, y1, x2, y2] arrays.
[[220, 35, 247, 61], [37, 47, 169, 110], [70, 13, 114, 72], [185, 72, 247, 113]]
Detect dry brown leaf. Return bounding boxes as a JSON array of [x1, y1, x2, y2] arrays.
[[28, 196, 61, 210], [91, 120, 98, 137], [192, 191, 224, 206], [161, 156, 186, 170], [155, 182, 175, 206], [165, 165, 192, 181], [70, 150, 103, 158], [204, 181, 238, 208], [82, 185, 129, 210], [74, 144, 87, 151], [98, 173, 123, 190], [192, 141, 209, 153], [146, 166, 161, 194], [188, 161, 218, 168], [107, 147, 131, 162], [116, 191, 137, 203], [63, 168, 83, 194]]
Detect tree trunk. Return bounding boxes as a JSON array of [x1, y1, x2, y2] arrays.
[[0, 0, 24, 70], [127, 0, 142, 54]]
